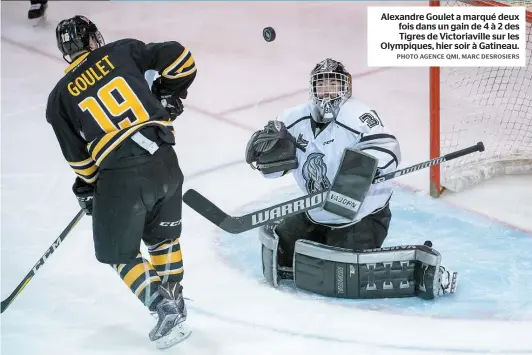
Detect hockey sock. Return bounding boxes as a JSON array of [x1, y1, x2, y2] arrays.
[[112, 254, 163, 311], [148, 238, 184, 284]]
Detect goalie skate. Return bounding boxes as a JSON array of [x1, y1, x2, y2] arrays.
[[439, 266, 458, 295]]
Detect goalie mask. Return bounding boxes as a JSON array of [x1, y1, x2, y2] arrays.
[[56, 16, 105, 63], [309, 58, 352, 123]]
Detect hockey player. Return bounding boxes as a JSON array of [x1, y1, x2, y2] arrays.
[[246, 58, 401, 271], [247, 59, 458, 299], [46, 16, 196, 349]]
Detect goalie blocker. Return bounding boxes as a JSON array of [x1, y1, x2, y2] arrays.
[[323, 148, 379, 220], [260, 225, 457, 299]]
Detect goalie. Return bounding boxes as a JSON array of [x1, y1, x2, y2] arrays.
[[245, 58, 457, 299]]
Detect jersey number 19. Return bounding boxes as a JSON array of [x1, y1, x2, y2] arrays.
[[78, 76, 149, 133]]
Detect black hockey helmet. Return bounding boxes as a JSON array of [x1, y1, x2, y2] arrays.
[[56, 15, 104, 63], [309, 58, 352, 123]]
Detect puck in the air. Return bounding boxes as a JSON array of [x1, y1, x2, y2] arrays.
[[263, 27, 276, 42]]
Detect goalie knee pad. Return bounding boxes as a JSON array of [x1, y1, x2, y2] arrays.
[[292, 240, 457, 300]]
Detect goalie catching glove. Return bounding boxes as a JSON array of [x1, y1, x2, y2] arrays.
[[245, 120, 300, 174]]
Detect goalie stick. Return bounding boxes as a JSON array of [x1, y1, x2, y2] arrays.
[[183, 142, 485, 234], [1, 209, 85, 314]]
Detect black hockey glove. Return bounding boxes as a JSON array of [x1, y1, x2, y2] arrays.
[[245, 120, 300, 174], [151, 77, 185, 121], [72, 177, 95, 216]]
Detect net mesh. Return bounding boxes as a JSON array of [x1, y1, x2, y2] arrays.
[[439, 0, 532, 192], [497, 0, 532, 9]]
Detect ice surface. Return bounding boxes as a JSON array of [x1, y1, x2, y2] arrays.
[[1, 2, 531, 355]]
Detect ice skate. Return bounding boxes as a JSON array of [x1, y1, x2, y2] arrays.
[[439, 266, 458, 295], [28, 2, 47, 18], [149, 282, 191, 349], [28, 2, 47, 27]]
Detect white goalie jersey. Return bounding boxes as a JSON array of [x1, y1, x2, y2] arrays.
[[267, 97, 402, 225]]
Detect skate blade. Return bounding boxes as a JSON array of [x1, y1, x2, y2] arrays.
[[155, 322, 191, 350], [449, 271, 458, 294], [31, 16, 47, 28]]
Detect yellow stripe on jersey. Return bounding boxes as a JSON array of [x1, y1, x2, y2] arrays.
[[64, 53, 90, 74], [171, 56, 196, 79], [162, 49, 197, 79], [67, 156, 99, 183], [86, 120, 174, 167], [78, 172, 99, 184], [160, 120, 175, 134], [73, 164, 98, 177], [67, 157, 94, 167], [89, 129, 121, 160]]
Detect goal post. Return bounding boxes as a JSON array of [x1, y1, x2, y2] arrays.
[[429, 0, 532, 197]]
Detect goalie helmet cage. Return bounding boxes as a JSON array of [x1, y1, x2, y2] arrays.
[[429, 0, 532, 197]]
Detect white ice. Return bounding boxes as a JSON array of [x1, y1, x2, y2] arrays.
[[1, 2, 531, 355]]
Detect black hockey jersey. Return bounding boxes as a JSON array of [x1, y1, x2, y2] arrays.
[[46, 38, 196, 183]]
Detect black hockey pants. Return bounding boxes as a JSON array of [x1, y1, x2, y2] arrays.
[[275, 204, 392, 267]]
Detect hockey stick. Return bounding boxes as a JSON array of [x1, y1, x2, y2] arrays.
[[0, 209, 85, 314], [183, 142, 485, 234]]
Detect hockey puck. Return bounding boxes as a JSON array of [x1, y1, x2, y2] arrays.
[[263, 27, 276, 42]]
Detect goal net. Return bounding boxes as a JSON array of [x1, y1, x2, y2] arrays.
[[429, 0, 532, 196]]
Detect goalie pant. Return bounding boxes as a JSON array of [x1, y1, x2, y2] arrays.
[[275, 202, 392, 269], [259, 224, 458, 299]]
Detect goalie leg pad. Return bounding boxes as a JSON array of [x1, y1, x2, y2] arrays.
[[323, 148, 379, 220], [260, 214, 326, 287], [293, 240, 361, 298], [293, 240, 453, 300], [259, 224, 281, 287]]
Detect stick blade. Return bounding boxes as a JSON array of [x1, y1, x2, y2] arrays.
[[1, 299, 8, 313], [183, 189, 243, 233], [183, 189, 229, 225]]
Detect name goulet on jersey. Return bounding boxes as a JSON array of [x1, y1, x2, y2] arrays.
[[67, 55, 115, 97]]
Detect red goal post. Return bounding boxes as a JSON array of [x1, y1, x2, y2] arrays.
[[429, 0, 532, 197]]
